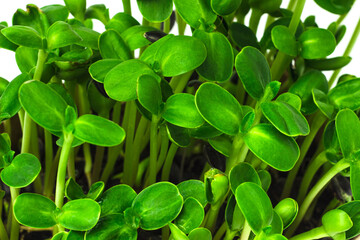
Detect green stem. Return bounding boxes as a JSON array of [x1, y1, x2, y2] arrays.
[[281, 112, 327, 198], [9, 188, 19, 240], [223, 229, 237, 240], [44, 148, 61, 197], [122, 0, 131, 15], [297, 151, 327, 204], [100, 145, 123, 183], [21, 113, 32, 153], [34, 49, 48, 81], [164, 17, 171, 34], [336, 13, 348, 26], [161, 143, 178, 181], [0, 214, 8, 240], [328, 16, 360, 87], [123, 101, 137, 185], [145, 115, 160, 187], [204, 205, 221, 234], [176, 11, 186, 35], [240, 221, 252, 240], [249, 9, 263, 34], [285, 159, 350, 237], [67, 148, 75, 179], [156, 126, 169, 173], [92, 145, 105, 182], [271, 0, 306, 81], [289, 226, 328, 240], [55, 133, 74, 209], [43, 129, 53, 194], [287, 0, 297, 11], [30, 122, 42, 194], [174, 71, 194, 94], [18, 109, 24, 131], [226, 133, 244, 174], [83, 143, 92, 187], [213, 222, 228, 240]]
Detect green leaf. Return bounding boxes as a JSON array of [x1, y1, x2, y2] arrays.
[[87, 82, 115, 115], [99, 30, 132, 60], [87, 181, 105, 200], [225, 194, 245, 232], [195, 83, 242, 136], [46, 21, 82, 49], [106, 12, 139, 34], [58, 199, 101, 231], [244, 124, 300, 171], [351, 161, 360, 200], [64, 0, 86, 20], [89, 59, 122, 83], [137, 0, 173, 22], [249, 0, 282, 13], [177, 180, 207, 207], [188, 228, 212, 240], [137, 74, 163, 116], [121, 25, 158, 51], [41, 5, 69, 25], [166, 123, 191, 147], [338, 201, 360, 239], [0, 74, 30, 121], [235, 182, 273, 234], [230, 22, 260, 49], [208, 134, 232, 157], [194, 30, 233, 82], [0, 77, 8, 96], [276, 93, 302, 111], [154, 36, 207, 77], [235, 46, 271, 99], [322, 209, 353, 237], [99, 184, 137, 217], [15, 46, 37, 74], [289, 70, 328, 115], [169, 223, 189, 240], [190, 122, 222, 139], [140, 34, 173, 64], [65, 178, 86, 200], [1, 25, 43, 49], [85, 4, 110, 25], [1, 153, 41, 188], [70, 24, 100, 50], [204, 169, 229, 205], [271, 25, 298, 57], [312, 89, 335, 119], [74, 114, 125, 146], [274, 198, 298, 229], [229, 162, 261, 194], [268, 211, 283, 235], [86, 214, 137, 240], [0, 23, 18, 51], [163, 93, 204, 128], [14, 193, 57, 228], [335, 109, 360, 159], [19, 80, 68, 131], [314, 0, 355, 14], [299, 28, 336, 59], [258, 170, 272, 192], [174, 197, 204, 234], [0, 134, 11, 165], [132, 182, 183, 230], [104, 59, 160, 101], [328, 78, 360, 111], [261, 101, 310, 136], [306, 57, 352, 71], [12, 4, 49, 36], [211, 0, 242, 15], [174, 0, 217, 29]]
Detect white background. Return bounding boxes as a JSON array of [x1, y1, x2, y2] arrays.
[[0, 0, 359, 82]]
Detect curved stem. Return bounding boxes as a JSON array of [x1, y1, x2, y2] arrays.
[[289, 226, 328, 240], [297, 151, 327, 204], [282, 112, 327, 198], [285, 159, 350, 237], [329, 16, 360, 87]]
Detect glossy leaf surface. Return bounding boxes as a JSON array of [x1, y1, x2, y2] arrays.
[[106, 12, 139, 33], [322, 209, 353, 236], [306, 57, 351, 71], [41, 5, 69, 25], [188, 228, 212, 240], [229, 163, 261, 194], [328, 78, 360, 111], [121, 25, 158, 51], [99, 30, 132, 60], [194, 30, 233, 82], [89, 59, 122, 83], [195, 83, 242, 136], [137, 0, 173, 22], [1, 153, 41, 188], [261, 101, 310, 136], [58, 199, 101, 231], [0, 23, 18, 51], [132, 182, 183, 230], [163, 93, 204, 128], [100, 184, 137, 217], [70, 24, 100, 50], [274, 198, 298, 229], [314, 0, 355, 14], [65, 178, 86, 200], [230, 22, 260, 49], [137, 74, 163, 115], [166, 123, 191, 147], [225, 194, 245, 232], [1, 26, 43, 49], [276, 93, 302, 111], [244, 124, 300, 171], [271, 25, 298, 57], [47, 21, 82, 49], [174, 197, 204, 234], [74, 114, 125, 147], [19, 80, 68, 131], [351, 161, 360, 200], [15, 46, 37, 73], [299, 28, 336, 59], [177, 180, 207, 207], [235, 182, 273, 234], [258, 170, 272, 192], [204, 169, 229, 205], [169, 223, 189, 240], [14, 193, 57, 228], [235, 46, 271, 99], [208, 134, 232, 157], [104, 59, 160, 101], [338, 201, 360, 239], [211, 0, 242, 15]]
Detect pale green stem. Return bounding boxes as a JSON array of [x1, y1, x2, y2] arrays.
[[43, 129, 53, 195], [286, 159, 350, 237], [289, 226, 328, 240], [161, 143, 178, 181], [281, 112, 327, 198], [249, 9, 263, 34], [226, 133, 244, 174], [213, 222, 228, 240], [67, 148, 75, 179], [287, 0, 297, 11], [83, 143, 92, 187], [123, 101, 137, 185], [204, 205, 221, 234], [0, 215, 8, 240], [240, 221, 252, 240], [223, 229, 237, 240], [156, 126, 170, 173], [122, 0, 131, 15], [297, 151, 327, 203], [44, 148, 61, 198], [176, 11, 186, 35], [17, 109, 24, 131], [9, 188, 19, 240], [328, 16, 360, 87], [164, 17, 171, 34], [145, 115, 160, 187], [174, 71, 194, 94]]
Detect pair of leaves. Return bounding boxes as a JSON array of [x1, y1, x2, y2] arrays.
[[65, 178, 104, 201], [14, 193, 101, 231], [19, 80, 125, 147]]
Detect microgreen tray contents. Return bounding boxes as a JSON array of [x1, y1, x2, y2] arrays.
[[0, 0, 360, 239]]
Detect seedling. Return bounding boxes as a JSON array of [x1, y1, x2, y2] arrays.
[[0, 0, 360, 239]]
